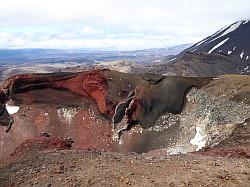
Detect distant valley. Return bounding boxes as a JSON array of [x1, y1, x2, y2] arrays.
[[0, 43, 192, 65], [1, 20, 250, 80], [0, 44, 192, 81]]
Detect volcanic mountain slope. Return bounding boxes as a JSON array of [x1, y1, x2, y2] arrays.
[[156, 51, 250, 76], [184, 20, 250, 62], [152, 20, 250, 77]]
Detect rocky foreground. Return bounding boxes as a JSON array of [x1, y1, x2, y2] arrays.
[[0, 141, 249, 187], [0, 70, 249, 186]]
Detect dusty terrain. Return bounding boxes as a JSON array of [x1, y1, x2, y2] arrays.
[[0, 138, 249, 187]]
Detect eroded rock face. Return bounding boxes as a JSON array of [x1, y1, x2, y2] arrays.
[[0, 70, 249, 159], [0, 71, 112, 159], [117, 75, 250, 154], [0, 71, 113, 115]]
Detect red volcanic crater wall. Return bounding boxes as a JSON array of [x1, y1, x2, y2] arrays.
[[0, 70, 119, 160], [54, 71, 114, 116], [0, 97, 115, 160], [0, 70, 213, 159]]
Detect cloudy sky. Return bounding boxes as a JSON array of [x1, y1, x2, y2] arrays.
[[0, 0, 249, 50]]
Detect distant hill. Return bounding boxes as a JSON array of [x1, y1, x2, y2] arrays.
[[157, 52, 250, 76], [0, 44, 192, 66], [183, 20, 250, 62], [92, 60, 146, 73], [154, 20, 250, 76]]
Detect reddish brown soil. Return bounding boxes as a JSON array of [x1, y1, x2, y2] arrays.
[[10, 137, 73, 158], [194, 145, 250, 159], [0, 142, 249, 187]]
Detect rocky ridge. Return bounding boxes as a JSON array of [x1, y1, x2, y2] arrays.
[[0, 70, 248, 161]]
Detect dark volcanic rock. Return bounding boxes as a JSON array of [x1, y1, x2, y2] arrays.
[[113, 75, 210, 129], [185, 20, 250, 62], [162, 52, 250, 76]]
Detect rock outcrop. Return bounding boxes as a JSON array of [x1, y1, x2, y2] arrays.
[[0, 70, 249, 160]]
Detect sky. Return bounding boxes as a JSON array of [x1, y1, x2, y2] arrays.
[[0, 0, 249, 50]]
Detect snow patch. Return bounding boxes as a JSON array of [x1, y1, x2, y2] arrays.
[[195, 39, 207, 47], [208, 38, 229, 54], [190, 126, 207, 151], [243, 20, 249, 24], [154, 59, 161, 63], [190, 112, 210, 151], [240, 51, 244, 59], [244, 66, 249, 71], [227, 50, 232, 55], [168, 58, 176, 62], [246, 56, 249, 60], [220, 21, 242, 37], [211, 21, 242, 42], [206, 25, 228, 43], [5, 104, 20, 115]]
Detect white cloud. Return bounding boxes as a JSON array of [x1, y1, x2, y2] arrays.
[[0, 0, 249, 50], [0, 31, 184, 50], [80, 26, 104, 36]]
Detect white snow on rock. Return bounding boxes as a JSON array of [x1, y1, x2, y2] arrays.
[[154, 59, 161, 63], [208, 25, 229, 42], [220, 21, 242, 37], [243, 20, 249, 24], [190, 112, 211, 151], [195, 41, 204, 47], [240, 51, 244, 58], [211, 21, 242, 42], [227, 50, 232, 55], [246, 56, 249, 60], [190, 126, 207, 151], [195, 38, 208, 47], [208, 38, 229, 54], [5, 104, 20, 114], [168, 58, 176, 62]]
